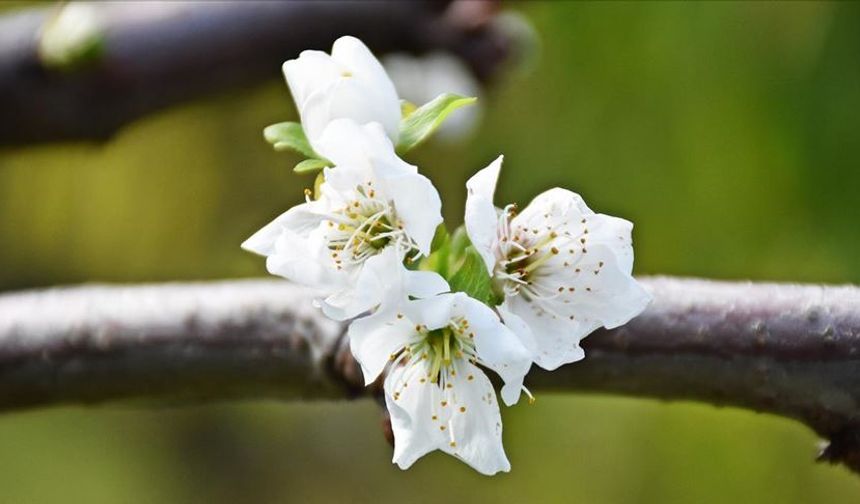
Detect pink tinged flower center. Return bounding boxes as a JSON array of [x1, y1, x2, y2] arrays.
[[321, 183, 419, 269]]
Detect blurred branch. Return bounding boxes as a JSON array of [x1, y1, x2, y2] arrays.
[[0, 0, 512, 147], [1, 276, 859, 473]]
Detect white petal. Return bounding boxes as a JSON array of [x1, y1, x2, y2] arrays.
[[284, 37, 401, 152], [465, 156, 503, 273], [331, 36, 401, 142], [264, 226, 348, 293], [282, 50, 341, 110], [443, 361, 511, 475], [349, 316, 416, 385], [385, 358, 445, 470], [385, 359, 511, 475], [404, 269, 450, 299], [314, 119, 411, 182], [384, 171, 443, 255], [461, 296, 531, 406], [502, 186, 651, 369], [514, 187, 595, 227], [315, 120, 438, 258], [497, 305, 538, 359], [503, 295, 588, 371], [241, 201, 325, 256], [319, 247, 395, 321], [563, 243, 652, 329], [402, 294, 458, 331]]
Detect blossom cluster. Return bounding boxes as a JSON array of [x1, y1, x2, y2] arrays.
[[243, 36, 650, 475]]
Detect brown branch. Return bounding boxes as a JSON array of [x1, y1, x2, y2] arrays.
[[1, 277, 859, 473], [0, 0, 512, 147]]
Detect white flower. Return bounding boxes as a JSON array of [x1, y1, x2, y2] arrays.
[[242, 119, 443, 317], [323, 246, 448, 323], [283, 35, 401, 154], [465, 156, 652, 370], [382, 52, 482, 141], [348, 292, 532, 475]]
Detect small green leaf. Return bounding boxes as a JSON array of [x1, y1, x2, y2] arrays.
[[420, 225, 452, 277], [294, 158, 330, 174], [448, 245, 498, 306], [448, 225, 470, 267], [396, 93, 477, 153], [263, 122, 318, 158], [430, 224, 450, 253]]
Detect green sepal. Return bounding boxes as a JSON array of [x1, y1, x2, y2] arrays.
[[448, 226, 471, 265], [396, 93, 477, 153], [263, 122, 320, 159], [420, 224, 452, 277], [447, 245, 500, 306], [294, 158, 330, 174]]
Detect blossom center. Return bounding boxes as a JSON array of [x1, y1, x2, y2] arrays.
[[491, 205, 559, 297], [388, 317, 479, 448], [389, 317, 477, 389], [322, 183, 417, 269], [491, 204, 591, 304]]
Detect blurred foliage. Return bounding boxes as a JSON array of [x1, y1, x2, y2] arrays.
[[1, 1, 859, 502]]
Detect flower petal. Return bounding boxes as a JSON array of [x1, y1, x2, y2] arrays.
[[331, 36, 401, 142], [384, 171, 443, 255], [282, 50, 340, 111], [405, 269, 450, 299], [461, 296, 531, 406], [385, 358, 511, 475], [401, 294, 458, 331], [349, 316, 416, 385], [293, 37, 401, 151], [241, 201, 325, 256], [503, 295, 589, 371], [443, 360, 511, 475], [385, 358, 445, 470], [263, 226, 348, 293], [319, 246, 397, 321], [465, 156, 503, 274]]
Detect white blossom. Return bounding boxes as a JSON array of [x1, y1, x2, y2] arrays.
[[348, 292, 532, 475], [465, 156, 651, 370], [242, 119, 442, 318], [283, 35, 401, 153]]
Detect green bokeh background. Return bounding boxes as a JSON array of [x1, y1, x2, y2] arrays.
[[2, 2, 859, 502]]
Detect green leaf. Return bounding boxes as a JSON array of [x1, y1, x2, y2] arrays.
[[263, 122, 318, 158], [396, 93, 477, 153], [294, 158, 330, 174], [448, 225, 470, 267], [420, 225, 452, 277], [447, 245, 499, 306], [430, 224, 450, 253]]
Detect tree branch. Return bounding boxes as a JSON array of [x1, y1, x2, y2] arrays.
[[1, 277, 858, 472], [0, 0, 512, 147]]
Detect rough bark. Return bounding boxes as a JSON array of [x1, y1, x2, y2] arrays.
[[0, 276, 858, 472]]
